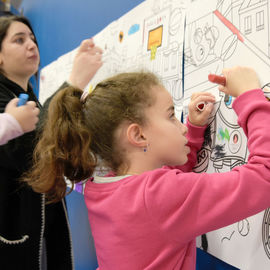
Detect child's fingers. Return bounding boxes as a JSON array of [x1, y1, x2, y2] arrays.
[[26, 101, 38, 109], [204, 102, 214, 113], [190, 93, 215, 108], [193, 94, 215, 104], [9, 98, 19, 107], [188, 101, 214, 126], [189, 95, 215, 111], [218, 85, 226, 93], [4, 98, 19, 113], [221, 68, 229, 76], [24, 102, 40, 117], [191, 92, 214, 101], [199, 103, 214, 121], [33, 107, 40, 117]]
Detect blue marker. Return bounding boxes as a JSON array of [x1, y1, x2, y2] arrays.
[[17, 93, 29, 106]]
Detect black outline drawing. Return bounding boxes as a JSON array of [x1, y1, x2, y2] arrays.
[[221, 231, 235, 243], [184, 0, 270, 266], [262, 208, 270, 260]]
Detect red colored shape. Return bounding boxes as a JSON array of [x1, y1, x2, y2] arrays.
[[196, 102, 206, 112], [214, 10, 244, 43], [208, 74, 226, 86], [198, 103, 204, 110]]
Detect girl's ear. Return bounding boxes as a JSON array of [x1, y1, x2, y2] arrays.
[[126, 123, 147, 148]]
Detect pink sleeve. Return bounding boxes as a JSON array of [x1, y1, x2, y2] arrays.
[[164, 118, 207, 172], [144, 89, 270, 243], [0, 113, 23, 145]]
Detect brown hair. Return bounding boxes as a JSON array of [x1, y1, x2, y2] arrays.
[[24, 71, 161, 202]]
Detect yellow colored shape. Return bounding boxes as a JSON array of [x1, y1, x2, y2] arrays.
[[150, 45, 157, 61], [88, 84, 93, 94]]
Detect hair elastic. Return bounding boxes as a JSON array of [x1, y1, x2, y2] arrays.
[[80, 84, 93, 102]]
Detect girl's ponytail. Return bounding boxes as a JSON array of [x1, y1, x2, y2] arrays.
[[24, 86, 97, 202]]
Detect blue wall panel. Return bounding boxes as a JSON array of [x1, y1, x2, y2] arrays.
[[20, 0, 144, 68]]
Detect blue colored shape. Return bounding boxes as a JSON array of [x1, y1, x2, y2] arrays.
[[17, 93, 29, 106], [128, 24, 140, 35], [225, 95, 232, 106]]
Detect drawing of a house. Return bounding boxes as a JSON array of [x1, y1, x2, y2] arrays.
[[239, 0, 269, 56]]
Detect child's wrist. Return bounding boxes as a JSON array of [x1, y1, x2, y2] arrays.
[[187, 117, 207, 128], [188, 117, 207, 127]]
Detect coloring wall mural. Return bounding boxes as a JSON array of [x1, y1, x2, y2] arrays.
[[39, 0, 270, 269], [39, 0, 186, 119], [185, 1, 270, 269]]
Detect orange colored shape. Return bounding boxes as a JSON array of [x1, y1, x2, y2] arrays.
[[119, 31, 124, 43], [147, 25, 163, 51], [214, 10, 244, 43]]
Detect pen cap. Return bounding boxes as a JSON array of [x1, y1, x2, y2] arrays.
[[17, 93, 29, 106]]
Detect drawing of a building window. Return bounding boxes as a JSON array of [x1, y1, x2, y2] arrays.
[[244, 15, 252, 35], [256, 10, 264, 31]]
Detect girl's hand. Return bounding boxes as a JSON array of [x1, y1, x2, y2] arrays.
[[188, 92, 215, 126], [5, 98, 40, 133], [218, 66, 260, 97]]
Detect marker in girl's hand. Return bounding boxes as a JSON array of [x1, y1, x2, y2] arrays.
[[196, 74, 226, 111], [208, 74, 226, 86], [196, 101, 207, 112], [17, 93, 29, 106]]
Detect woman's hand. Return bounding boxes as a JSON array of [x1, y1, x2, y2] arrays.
[[68, 38, 103, 90]]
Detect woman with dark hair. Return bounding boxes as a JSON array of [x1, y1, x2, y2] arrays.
[[0, 15, 102, 269]]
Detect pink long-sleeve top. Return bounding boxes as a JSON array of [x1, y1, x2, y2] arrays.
[[0, 113, 23, 145], [84, 89, 270, 269]]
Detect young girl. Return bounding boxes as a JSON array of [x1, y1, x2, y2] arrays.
[[26, 66, 270, 269]]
